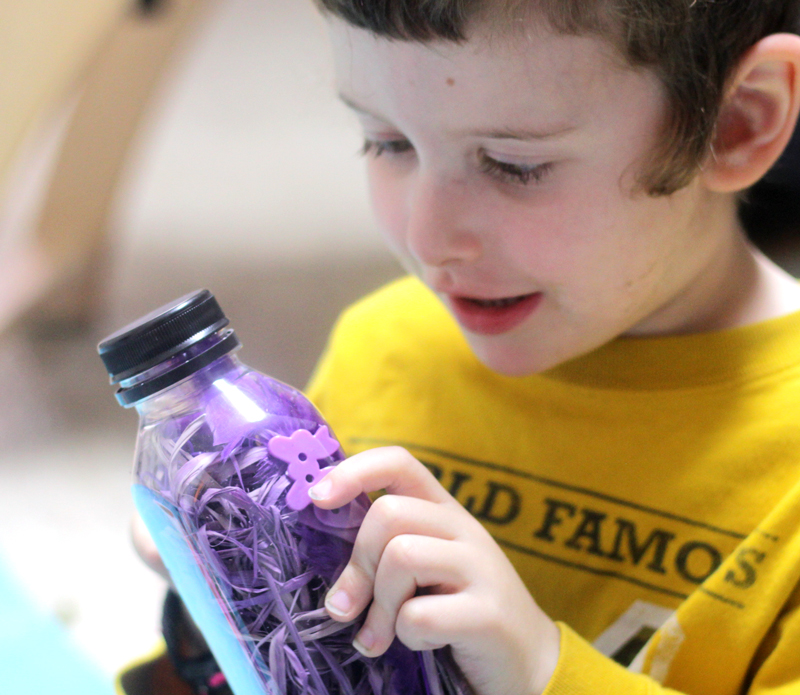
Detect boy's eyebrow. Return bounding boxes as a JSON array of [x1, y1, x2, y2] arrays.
[[468, 125, 576, 141], [339, 94, 381, 118], [339, 94, 575, 141]]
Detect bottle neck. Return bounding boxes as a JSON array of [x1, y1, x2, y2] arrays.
[[118, 329, 241, 407], [134, 351, 247, 420]]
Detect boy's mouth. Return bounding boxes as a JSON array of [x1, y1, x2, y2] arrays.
[[465, 296, 529, 308], [448, 292, 542, 335]]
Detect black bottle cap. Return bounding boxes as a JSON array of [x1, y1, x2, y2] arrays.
[[98, 289, 230, 384]]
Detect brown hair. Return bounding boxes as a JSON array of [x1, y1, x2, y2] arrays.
[[315, 0, 800, 195]]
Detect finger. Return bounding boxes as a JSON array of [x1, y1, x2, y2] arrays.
[[395, 592, 482, 652], [352, 535, 473, 657], [324, 495, 464, 621], [310, 446, 452, 509], [397, 592, 561, 695]]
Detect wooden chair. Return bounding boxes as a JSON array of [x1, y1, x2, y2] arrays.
[[0, 0, 207, 331]]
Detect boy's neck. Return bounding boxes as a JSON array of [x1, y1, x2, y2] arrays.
[[682, 239, 800, 332], [629, 201, 800, 336], [732, 247, 800, 326]]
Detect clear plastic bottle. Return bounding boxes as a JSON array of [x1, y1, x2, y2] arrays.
[[98, 290, 469, 695]]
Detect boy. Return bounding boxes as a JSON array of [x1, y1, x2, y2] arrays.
[[127, 1, 800, 694], [302, 1, 800, 694]]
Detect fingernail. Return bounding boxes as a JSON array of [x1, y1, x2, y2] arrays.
[[309, 478, 332, 500], [353, 627, 376, 655], [325, 589, 352, 617]]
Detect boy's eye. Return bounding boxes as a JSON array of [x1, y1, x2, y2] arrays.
[[361, 138, 414, 158], [479, 153, 553, 185]]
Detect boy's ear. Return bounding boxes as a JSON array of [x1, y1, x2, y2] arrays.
[[701, 33, 800, 193]]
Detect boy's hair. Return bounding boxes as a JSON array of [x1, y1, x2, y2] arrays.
[[316, 0, 800, 195]]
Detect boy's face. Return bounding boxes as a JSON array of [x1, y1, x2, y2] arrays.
[[331, 19, 736, 375]]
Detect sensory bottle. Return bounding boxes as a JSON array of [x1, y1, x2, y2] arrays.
[[98, 290, 469, 695]]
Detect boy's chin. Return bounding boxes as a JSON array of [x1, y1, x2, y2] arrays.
[[466, 337, 563, 377]]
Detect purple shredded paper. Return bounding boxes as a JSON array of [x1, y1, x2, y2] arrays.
[[137, 367, 472, 695]]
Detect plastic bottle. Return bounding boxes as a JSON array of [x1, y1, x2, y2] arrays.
[[98, 290, 469, 695]]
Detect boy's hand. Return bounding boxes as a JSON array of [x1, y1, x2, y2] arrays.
[[310, 446, 561, 695]]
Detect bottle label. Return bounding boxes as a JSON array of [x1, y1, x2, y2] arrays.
[[133, 484, 279, 695]]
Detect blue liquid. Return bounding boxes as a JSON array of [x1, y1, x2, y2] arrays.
[[133, 484, 278, 695]]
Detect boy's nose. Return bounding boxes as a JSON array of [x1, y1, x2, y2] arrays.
[[404, 172, 482, 268]]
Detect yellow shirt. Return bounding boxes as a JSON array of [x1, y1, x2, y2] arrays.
[[306, 276, 800, 695]]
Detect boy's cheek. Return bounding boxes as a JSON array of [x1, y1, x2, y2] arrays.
[[367, 173, 410, 247]]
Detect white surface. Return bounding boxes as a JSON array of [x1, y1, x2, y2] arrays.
[[0, 433, 167, 675]]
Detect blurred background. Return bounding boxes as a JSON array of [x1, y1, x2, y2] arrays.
[[0, 0, 400, 690]]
